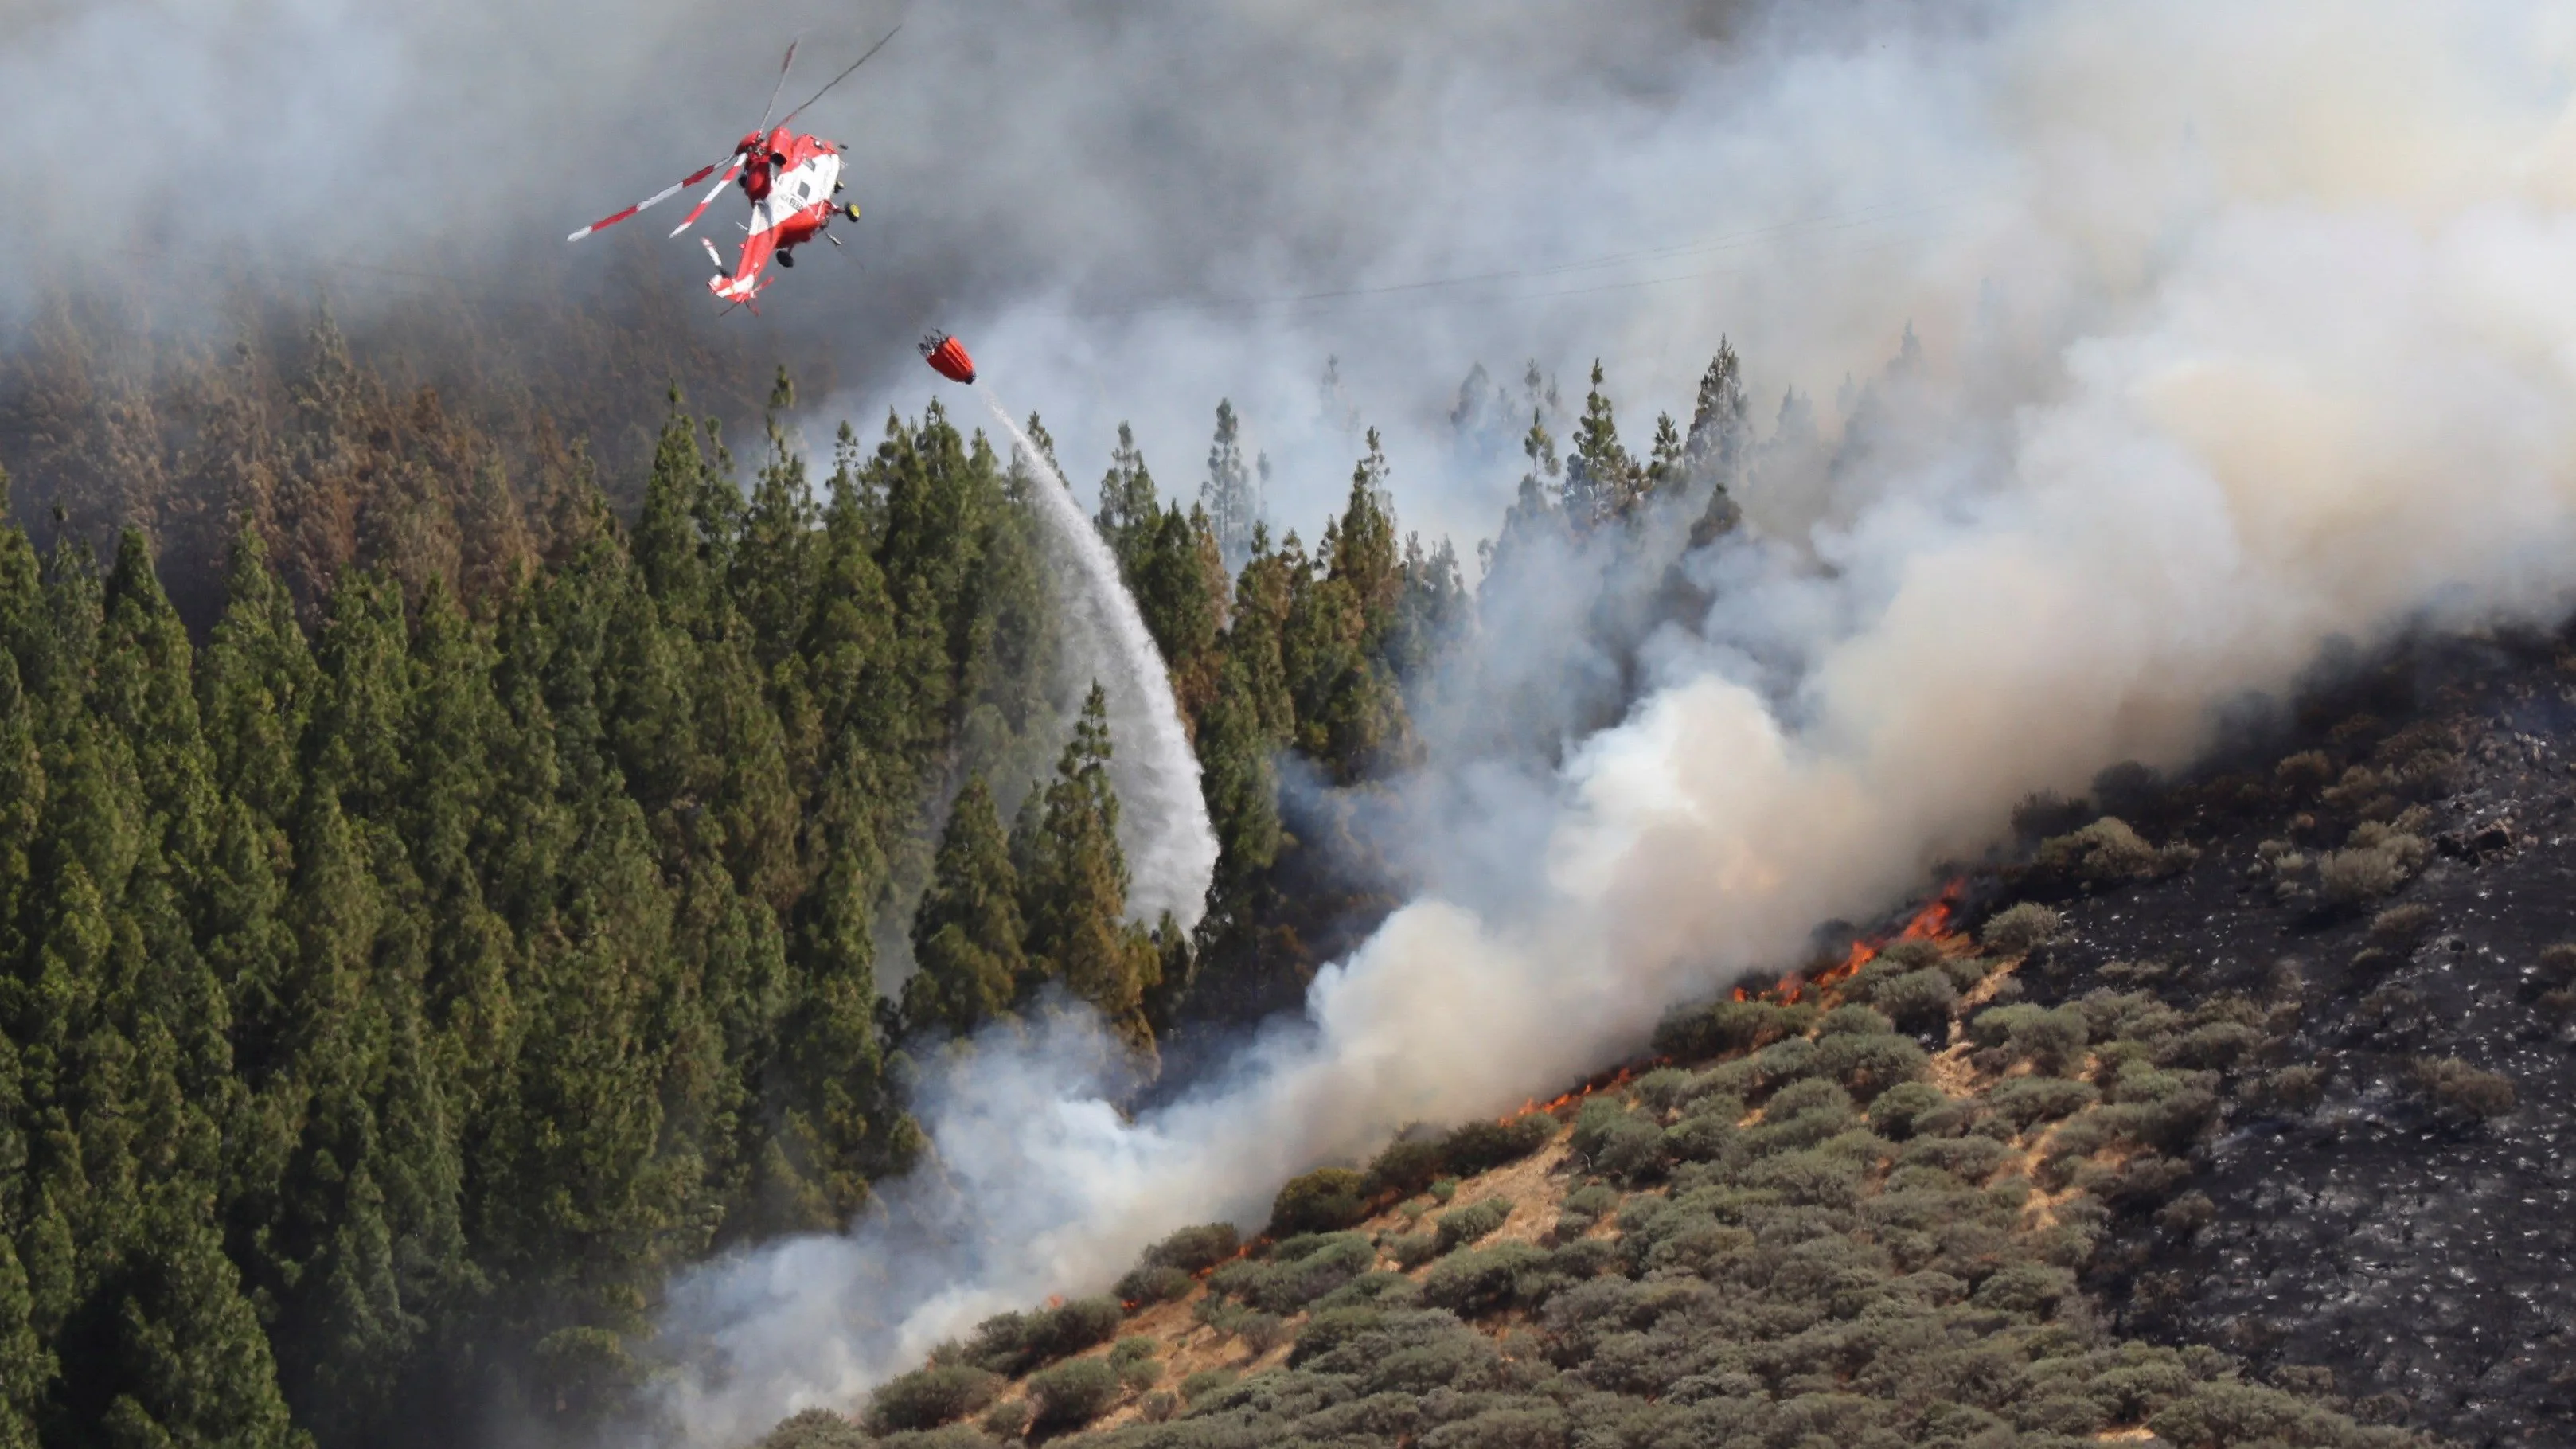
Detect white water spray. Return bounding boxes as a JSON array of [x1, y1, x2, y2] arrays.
[[979, 385, 1220, 930]]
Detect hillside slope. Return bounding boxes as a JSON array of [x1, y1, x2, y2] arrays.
[[759, 630, 2576, 1449]]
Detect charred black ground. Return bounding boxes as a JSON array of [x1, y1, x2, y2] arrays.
[[2004, 631, 2576, 1448]]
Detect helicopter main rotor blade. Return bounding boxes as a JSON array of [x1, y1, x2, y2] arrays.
[[669, 161, 744, 238], [775, 23, 901, 131], [751, 38, 799, 137], [568, 157, 732, 242]]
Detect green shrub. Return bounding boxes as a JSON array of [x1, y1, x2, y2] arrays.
[[1812, 1031, 1929, 1100], [1211, 1232, 1376, 1313], [1650, 998, 1779, 1060], [865, 1365, 1005, 1434], [1981, 901, 2063, 955], [1570, 1099, 1667, 1182], [1308, 1271, 1419, 1312], [1867, 968, 1959, 1037], [1176, 1367, 1235, 1403], [1632, 1067, 1697, 1114], [1866, 1081, 1950, 1140], [1237, 1310, 1288, 1355], [1386, 1230, 1440, 1269], [979, 1399, 1028, 1439], [1434, 1195, 1514, 1252], [1897, 1134, 2015, 1181], [1114, 1263, 1192, 1306], [1987, 1076, 2098, 1131], [1439, 1115, 1557, 1177], [1290, 1305, 1387, 1366], [1972, 1002, 2091, 1075], [1817, 1003, 1893, 1037], [1268, 1167, 1368, 1236], [759, 1408, 872, 1449], [1661, 1107, 1737, 1166], [1136, 1221, 1241, 1275], [1972, 1260, 2077, 1317], [1421, 1241, 1555, 1317], [1361, 1135, 1447, 1199], [1025, 1358, 1121, 1431]]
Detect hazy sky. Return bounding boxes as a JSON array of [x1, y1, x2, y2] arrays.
[[1, 0, 1987, 546]]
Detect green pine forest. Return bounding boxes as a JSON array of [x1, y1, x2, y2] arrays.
[[0, 293, 1760, 1448]]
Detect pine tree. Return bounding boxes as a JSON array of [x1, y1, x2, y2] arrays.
[[1645, 412, 1684, 497], [899, 777, 1025, 1040], [1563, 360, 1639, 528], [1200, 400, 1260, 572], [1481, 410, 1563, 585], [1018, 686, 1153, 1041], [1093, 424, 1158, 579]]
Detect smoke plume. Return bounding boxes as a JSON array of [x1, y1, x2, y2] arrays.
[[645, 1, 2576, 1443]]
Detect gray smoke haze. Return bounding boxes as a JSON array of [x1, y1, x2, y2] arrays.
[[18, 2, 2576, 1445], [642, 2, 2576, 1444]]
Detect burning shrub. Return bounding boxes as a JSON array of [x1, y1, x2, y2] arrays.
[[1434, 1195, 1515, 1253], [1116, 1264, 1192, 1306], [1268, 1167, 1368, 1236], [1981, 901, 2063, 955], [2410, 1056, 2516, 1121], [865, 1365, 1006, 1434], [1440, 1115, 1557, 1177], [1025, 1358, 1121, 1431]]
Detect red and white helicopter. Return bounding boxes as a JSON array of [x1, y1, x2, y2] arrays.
[[567, 29, 899, 308]]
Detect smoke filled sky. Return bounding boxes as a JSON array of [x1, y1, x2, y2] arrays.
[[0, 0, 2018, 542]]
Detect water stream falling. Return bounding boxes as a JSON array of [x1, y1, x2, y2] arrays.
[[980, 385, 1219, 928]]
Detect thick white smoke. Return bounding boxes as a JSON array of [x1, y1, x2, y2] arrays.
[[979, 389, 1220, 928], [647, 1, 2576, 1442]]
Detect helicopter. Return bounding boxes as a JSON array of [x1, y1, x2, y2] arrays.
[[566, 27, 899, 308]]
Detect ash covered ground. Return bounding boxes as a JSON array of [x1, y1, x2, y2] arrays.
[[2003, 635, 2576, 1448]]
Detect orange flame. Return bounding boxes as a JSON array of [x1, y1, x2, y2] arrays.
[[1502, 1061, 1660, 1123], [1762, 878, 1967, 1006]]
